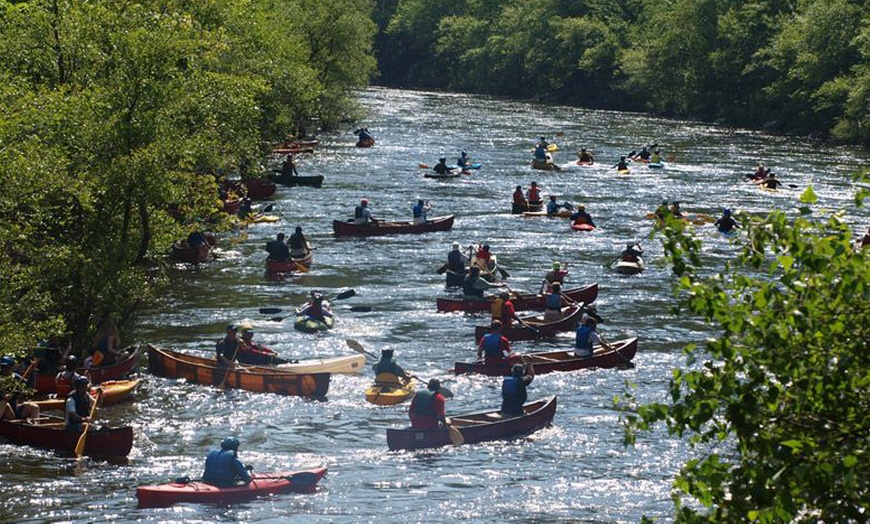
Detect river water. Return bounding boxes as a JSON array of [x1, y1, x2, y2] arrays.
[[1, 87, 867, 523]]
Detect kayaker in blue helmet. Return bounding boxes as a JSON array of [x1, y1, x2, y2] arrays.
[[714, 208, 739, 233], [203, 437, 252, 487], [457, 151, 470, 169]]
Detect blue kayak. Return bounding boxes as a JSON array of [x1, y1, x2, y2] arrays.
[[447, 162, 483, 171]]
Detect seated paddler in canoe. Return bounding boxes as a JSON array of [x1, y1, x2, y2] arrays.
[[409, 379, 449, 430], [0, 354, 40, 421], [444, 241, 470, 288], [540, 261, 569, 294], [412, 199, 433, 225], [237, 326, 288, 366], [477, 320, 522, 367], [462, 266, 505, 301], [351, 198, 377, 225], [491, 292, 521, 329], [575, 317, 613, 358], [501, 362, 535, 416]]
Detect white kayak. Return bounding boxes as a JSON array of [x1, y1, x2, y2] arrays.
[[275, 354, 366, 374]]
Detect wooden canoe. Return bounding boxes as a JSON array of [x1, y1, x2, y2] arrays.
[[0, 416, 134, 457], [436, 283, 598, 313], [170, 235, 215, 264], [356, 138, 375, 147], [365, 378, 416, 406], [265, 251, 313, 277], [222, 198, 241, 214], [511, 201, 543, 214], [332, 215, 454, 237], [244, 178, 277, 200], [31, 345, 143, 395], [473, 304, 585, 342], [453, 338, 638, 376], [31, 379, 142, 411], [137, 467, 327, 508], [386, 396, 557, 451], [145, 344, 330, 398]]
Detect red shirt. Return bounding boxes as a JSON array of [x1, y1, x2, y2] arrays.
[[527, 187, 541, 202], [501, 300, 516, 327], [513, 189, 526, 205], [475, 248, 492, 261]]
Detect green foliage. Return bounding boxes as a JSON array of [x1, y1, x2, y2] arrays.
[[0, 0, 375, 353], [624, 180, 870, 521]]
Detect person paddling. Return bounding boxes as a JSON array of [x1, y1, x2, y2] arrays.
[[409, 379, 448, 429], [265, 233, 291, 262], [616, 156, 629, 172], [373, 349, 411, 386], [526, 182, 542, 207], [298, 292, 333, 322], [761, 172, 783, 190], [574, 317, 612, 358], [433, 158, 453, 175], [288, 226, 310, 258], [512, 185, 529, 211], [570, 205, 595, 228], [352, 199, 376, 225], [621, 242, 643, 262], [714, 208, 739, 233], [64, 375, 95, 432], [457, 151, 470, 170], [412, 199, 432, 225], [491, 291, 520, 329], [501, 363, 534, 415], [577, 148, 594, 164], [477, 320, 521, 366], [446, 242, 469, 288], [203, 437, 252, 487]]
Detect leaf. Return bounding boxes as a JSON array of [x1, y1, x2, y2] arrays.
[[799, 186, 818, 204]]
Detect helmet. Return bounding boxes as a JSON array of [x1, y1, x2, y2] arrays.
[[530, 181, 538, 186], [511, 364, 524, 377], [221, 437, 240, 451], [578, 205, 586, 211], [499, 291, 510, 300], [73, 375, 89, 387], [65, 355, 78, 367], [552, 261, 561, 270], [360, 199, 368, 206], [549, 195, 556, 201], [438, 157, 446, 162], [452, 242, 460, 250], [427, 379, 441, 392], [0, 355, 14, 367], [724, 208, 731, 215]]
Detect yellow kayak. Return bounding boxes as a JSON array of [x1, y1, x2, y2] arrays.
[[365, 378, 416, 406], [31, 378, 142, 410]]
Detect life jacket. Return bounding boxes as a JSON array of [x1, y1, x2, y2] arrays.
[[462, 276, 483, 297], [374, 371, 401, 387], [513, 190, 525, 205], [447, 250, 465, 273], [288, 233, 305, 250], [203, 449, 249, 487], [527, 187, 540, 202], [481, 333, 504, 358], [373, 358, 399, 377], [575, 325, 594, 351], [354, 205, 365, 219], [68, 390, 92, 418], [411, 389, 436, 416], [491, 298, 504, 321], [55, 370, 78, 397], [501, 376, 527, 403], [413, 203, 424, 218], [545, 292, 561, 310]]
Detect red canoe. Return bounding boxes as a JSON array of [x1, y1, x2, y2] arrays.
[[244, 178, 277, 200], [137, 467, 327, 508], [436, 283, 598, 313], [473, 304, 585, 342], [356, 138, 375, 147], [31, 345, 143, 395], [453, 337, 638, 376], [265, 251, 313, 278], [0, 416, 134, 457], [222, 198, 241, 214], [386, 396, 557, 451], [332, 215, 454, 237], [571, 222, 595, 232], [170, 235, 216, 264]]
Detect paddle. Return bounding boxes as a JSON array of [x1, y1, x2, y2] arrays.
[[218, 342, 241, 390], [74, 388, 104, 458], [613, 151, 634, 168], [436, 263, 449, 275], [447, 422, 465, 446], [268, 289, 356, 321], [601, 336, 635, 369], [346, 339, 454, 398], [560, 293, 603, 323]]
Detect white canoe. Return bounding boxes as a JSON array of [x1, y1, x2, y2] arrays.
[[275, 354, 366, 374]]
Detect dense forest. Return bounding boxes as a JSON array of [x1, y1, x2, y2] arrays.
[[373, 0, 870, 144], [0, 0, 376, 350]]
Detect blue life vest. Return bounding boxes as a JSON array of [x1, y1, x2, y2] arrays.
[[501, 376, 527, 413], [203, 449, 250, 487], [374, 358, 399, 375], [545, 292, 561, 310], [575, 325, 594, 351], [481, 333, 503, 358], [413, 203, 424, 218], [354, 205, 364, 218], [463, 276, 483, 297], [412, 389, 436, 416]]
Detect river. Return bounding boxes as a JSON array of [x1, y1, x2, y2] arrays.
[[1, 87, 867, 523]]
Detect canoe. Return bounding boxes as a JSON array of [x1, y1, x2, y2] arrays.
[[271, 173, 324, 188], [356, 138, 375, 147], [293, 315, 335, 333], [365, 378, 416, 406], [473, 304, 584, 342], [31, 379, 142, 411], [275, 355, 366, 375], [145, 344, 330, 398], [511, 202, 543, 214], [137, 467, 328, 508], [615, 257, 644, 275], [170, 235, 215, 264], [332, 215, 454, 237], [571, 222, 595, 232], [436, 283, 598, 313], [0, 416, 134, 457], [31, 345, 143, 395], [522, 209, 572, 218], [453, 338, 638, 376], [386, 396, 557, 451], [266, 251, 313, 277], [222, 198, 241, 214], [244, 178, 277, 200]]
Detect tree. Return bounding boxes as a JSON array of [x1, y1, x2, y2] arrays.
[[624, 180, 870, 522]]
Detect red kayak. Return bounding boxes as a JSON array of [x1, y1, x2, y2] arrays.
[[136, 467, 327, 508], [571, 222, 595, 232]]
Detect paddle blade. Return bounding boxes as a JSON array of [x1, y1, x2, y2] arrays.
[[334, 289, 356, 300], [418, 163, 429, 169], [349, 306, 372, 312], [74, 425, 89, 458], [436, 263, 449, 275], [262, 204, 274, 213], [438, 385, 455, 399], [345, 339, 376, 359], [259, 307, 282, 314], [269, 315, 287, 322], [294, 262, 310, 273], [447, 424, 464, 446]]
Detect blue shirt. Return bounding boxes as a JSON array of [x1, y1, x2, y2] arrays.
[[203, 449, 251, 487]]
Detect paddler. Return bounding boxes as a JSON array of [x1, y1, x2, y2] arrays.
[[372, 349, 411, 386], [408, 379, 448, 430], [64, 375, 95, 432], [237, 326, 284, 365], [714, 209, 739, 233], [577, 148, 594, 164], [501, 363, 535, 415], [569, 205, 595, 228], [616, 156, 629, 172], [202, 437, 252, 487], [298, 292, 333, 322], [512, 185, 528, 210], [541, 261, 568, 294], [574, 317, 612, 358], [412, 199, 431, 225], [0, 355, 40, 421], [352, 199, 376, 225], [491, 291, 520, 329], [433, 157, 453, 175], [461, 266, 502, 301], [477, 320, 521, 366], [526, 181, 542, 206], [621, 242, 644, 262], [457, 151, 470, 170]]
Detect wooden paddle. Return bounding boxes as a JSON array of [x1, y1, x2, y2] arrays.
[[602, 335, 635, 369], [218, 342, 241, 390], [447, 422, 464, 446], [74, 388, 104, 458], [436, 263, 449, 275]]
